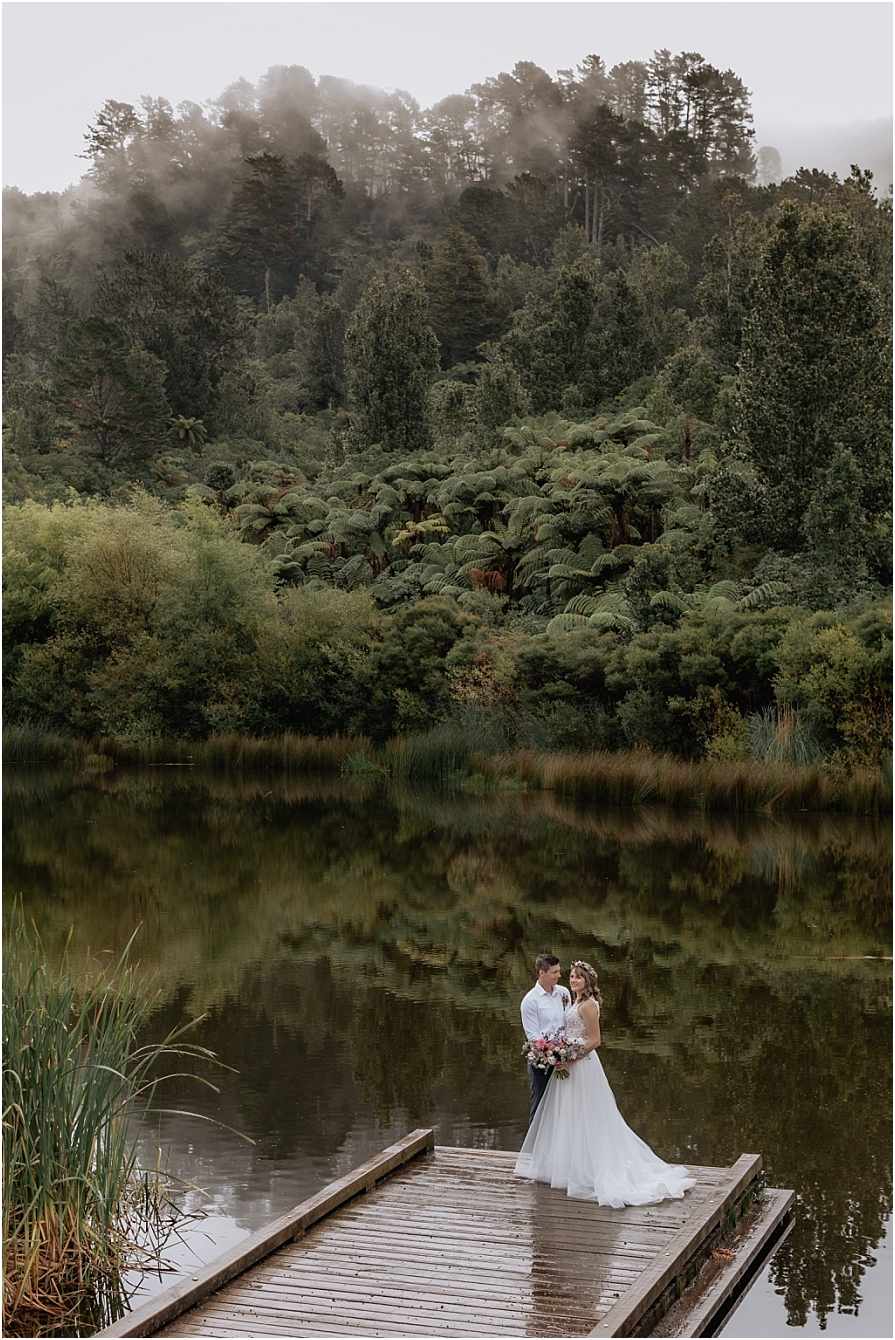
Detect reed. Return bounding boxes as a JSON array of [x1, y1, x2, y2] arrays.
[[3, 726, 889, 812], [383, 733, 473, 782], [2, 722, 71, 764], [2, 727, 373, 774], [520, 751, 890, 814], [2, 909, 216, 1337]]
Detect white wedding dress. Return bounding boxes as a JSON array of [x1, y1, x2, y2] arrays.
[[515, 1000, 696, 1207]]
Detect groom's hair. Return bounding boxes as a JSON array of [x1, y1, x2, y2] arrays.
[[535, 953, 560, 974]]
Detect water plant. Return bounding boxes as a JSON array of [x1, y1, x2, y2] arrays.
[[747, 703, 824, 766], [2, 908, 220, 1337], [2, 724, 889, 813]]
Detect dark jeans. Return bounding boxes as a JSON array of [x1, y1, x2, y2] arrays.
[[528, 1062, 551, 1127]]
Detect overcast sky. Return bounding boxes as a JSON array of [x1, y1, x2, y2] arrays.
[[3, 0, 892, 194]]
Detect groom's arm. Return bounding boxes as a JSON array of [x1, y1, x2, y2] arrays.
[[521, 992, 540, 1041]]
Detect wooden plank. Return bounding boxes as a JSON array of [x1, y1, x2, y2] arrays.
[[662, 1187, 795, 1338], [127, 1140, 768, 1340], [251, 1250, 646, 1282], [279, 1227, 667, 1268], [231, 1271, 638, 1308], [243, 1257, 643, 1296], [165, 1286, 589, 1328], [96, 1128, 435, 1339], [164, 1311, 532, 1339], [214, 1266, 630, 1307], [588, 1153, 763, 1338], [297, 1203, 679, 1241], [183, 1286, 601, 1329], [306, 1209, 676, 1249], [434, 1145, 520, 1159], [363, 1180, 717, 1220], [245, 1250, 646, 1286], [255, 1239, 645, 1271], [349, 1199, 690, 1236]]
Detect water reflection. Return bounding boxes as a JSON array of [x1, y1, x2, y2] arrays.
[[3, 766, 891, 1333]]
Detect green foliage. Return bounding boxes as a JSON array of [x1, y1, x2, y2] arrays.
[[694, 200, 765, 369], [500, 260, 601, 412], [3, 381, 58, 455], [3, 906, 213, 1335], [169, 415, 207, 452], [366, 596, 476, 740], [53, 315, 170, 468], [424, 226, 499, 366], [646, 345, 721, 423], [216, 151, 344, 298], [732, 202, 892, 550], [802, 446, 871, 601], [773, 605, 892, 765], [97, 251, 248, 423], [344, 270, 440, 454], [3, 56, 891, 776], [470, 356, 532, 442]]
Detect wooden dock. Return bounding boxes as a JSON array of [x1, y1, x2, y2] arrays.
[[97, 1130, 793, 1339]]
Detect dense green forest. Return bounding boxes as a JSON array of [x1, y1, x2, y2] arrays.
[[3, 53, 892, 770]]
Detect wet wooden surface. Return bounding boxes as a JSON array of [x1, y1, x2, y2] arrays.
[[154, 1147, 739, 1338]]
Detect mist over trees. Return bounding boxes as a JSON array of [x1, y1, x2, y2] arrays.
[[3, 49, 891, 770]]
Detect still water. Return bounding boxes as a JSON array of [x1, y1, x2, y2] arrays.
[[4, 767, 892, 1337]]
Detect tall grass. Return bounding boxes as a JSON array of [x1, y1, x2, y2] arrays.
[[494, 750, 890, 814], [3, 724, 889, 813], [747, 703, 824, 766], [383, 733, 473, 782], [3, 722, 72, 764], [3, 726, 370, 773], [2, 909, 217, 1337]]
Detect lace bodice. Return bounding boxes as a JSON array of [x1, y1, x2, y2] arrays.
[[564, 999, 598, 1040]]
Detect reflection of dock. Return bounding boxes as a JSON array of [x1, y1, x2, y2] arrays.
[[97, 1130, 793, 1339]]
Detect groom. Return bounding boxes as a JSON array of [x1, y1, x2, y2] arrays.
[[521, 953, 571, 1127]]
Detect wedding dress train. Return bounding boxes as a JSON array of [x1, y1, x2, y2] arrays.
[[515, 1001, 696, 1208]]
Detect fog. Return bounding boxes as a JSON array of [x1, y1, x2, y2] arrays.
[[3, 1, 892, 195], [760, 117, 894, 192]]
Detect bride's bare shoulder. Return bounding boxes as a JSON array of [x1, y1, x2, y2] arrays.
[[579, 996, 600, 1016]]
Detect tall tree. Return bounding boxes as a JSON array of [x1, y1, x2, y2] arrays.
[[424, 226, 499, 366], [53, 315, 169, 468], [695, 196, 765, 370], [500, 260, 601, 411], [217, 152, 343, 299], [733, 201, 891, 549], [97, 251, 248, 422], [306, 296, 349, 409], [344, 270, 440, 453]]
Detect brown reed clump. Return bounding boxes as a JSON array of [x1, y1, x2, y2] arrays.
[[3, 725, 890, 812]]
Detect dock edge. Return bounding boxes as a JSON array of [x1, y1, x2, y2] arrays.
[[95, 1127, 435, 1339]]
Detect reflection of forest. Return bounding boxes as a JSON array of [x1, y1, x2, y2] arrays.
[[4, 767, 891, 1329]]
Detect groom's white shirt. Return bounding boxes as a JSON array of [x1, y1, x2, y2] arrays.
[[521, 981, 571, 1041]]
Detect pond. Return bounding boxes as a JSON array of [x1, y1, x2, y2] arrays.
[[4, 766, 891, 1337]]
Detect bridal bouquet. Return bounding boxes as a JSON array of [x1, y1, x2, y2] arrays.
[[522, 1031, 587, 1080]]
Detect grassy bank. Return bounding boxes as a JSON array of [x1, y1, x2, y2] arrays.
[[2, 909, 213, 1337], [5, 723, 891, 814]]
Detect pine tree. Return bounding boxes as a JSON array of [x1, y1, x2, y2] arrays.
[[344, 270, 440, 454], [97, 251, 247, 422], [424, 226, 498, 367], [53, 316, 170, 467]]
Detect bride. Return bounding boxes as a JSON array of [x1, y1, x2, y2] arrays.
[[515, 960, 696, 1207]]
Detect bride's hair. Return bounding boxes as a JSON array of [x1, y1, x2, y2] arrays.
[[570, 960, 602, 1008]]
